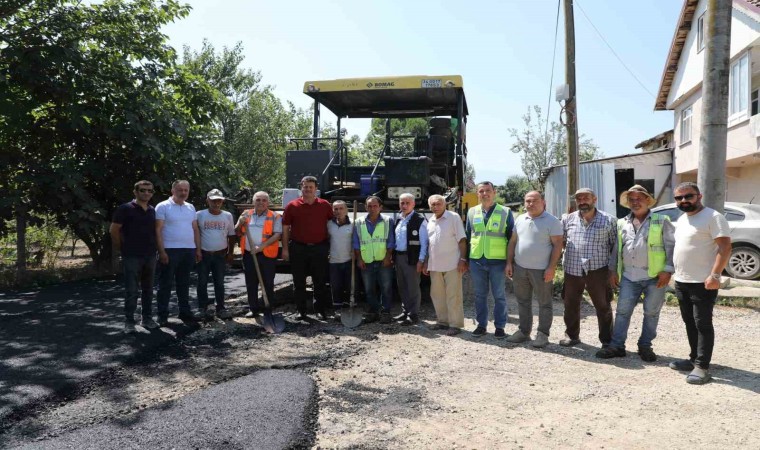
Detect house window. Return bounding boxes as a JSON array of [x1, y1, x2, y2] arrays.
[[729, 52, 750, 118], [752, 89, 758, 116], [681, 106, 693, 143], [697, 13, 705, 52]]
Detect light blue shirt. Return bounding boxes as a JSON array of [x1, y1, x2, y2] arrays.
[[394, 211, 428, 262]]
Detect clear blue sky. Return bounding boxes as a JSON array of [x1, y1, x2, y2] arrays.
[[163, 0, 683, 185]]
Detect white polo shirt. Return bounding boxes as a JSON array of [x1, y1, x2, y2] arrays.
[[155, 197, 197, 249], [328, 218, 353, 263], [426, 210, 466, 272]]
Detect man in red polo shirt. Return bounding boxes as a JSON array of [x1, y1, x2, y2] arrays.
[[282, 176, 334, 320]]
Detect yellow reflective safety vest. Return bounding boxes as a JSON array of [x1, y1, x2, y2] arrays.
[[468, 204, 510, 260], [356, 215, 390, 264], [616, 213, 669, 279]]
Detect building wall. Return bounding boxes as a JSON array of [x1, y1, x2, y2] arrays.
[[675, 162, 760, 202], [668, 0, 760, 108]]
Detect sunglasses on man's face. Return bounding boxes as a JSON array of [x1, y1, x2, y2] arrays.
[[674, 193, 696, 201], [138, 188, 154, 193]]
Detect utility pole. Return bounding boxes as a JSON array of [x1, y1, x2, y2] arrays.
[[698, 0, 732, 213], [564, 0, 580, 213]]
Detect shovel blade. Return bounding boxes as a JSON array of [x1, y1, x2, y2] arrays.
[[341, 307, 363, 329]]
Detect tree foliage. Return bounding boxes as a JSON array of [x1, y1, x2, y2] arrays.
[[508, 105, 603, 186], [497, 174, 533, 204], [0, 0, 235, 266], [355, 118, 429, 165]]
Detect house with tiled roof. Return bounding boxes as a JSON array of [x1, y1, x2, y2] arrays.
[[656, 0, 760, 202]]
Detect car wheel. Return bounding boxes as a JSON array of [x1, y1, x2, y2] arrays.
[[726, 246, 760, 280]]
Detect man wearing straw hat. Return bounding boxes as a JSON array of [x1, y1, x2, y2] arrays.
[[597, 185, 675, 362]]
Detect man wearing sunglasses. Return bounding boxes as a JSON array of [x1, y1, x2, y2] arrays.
[[669, 182, 731, 385], [110, 180, 159, 333]]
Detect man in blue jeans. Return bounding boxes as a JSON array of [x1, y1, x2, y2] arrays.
[[598, 185, 675, 362], [328, 200, 354, 317], [110, 180, 159, 333], [196, 189, 236, 320], [155, 180, 202, 326], [465, 181, 514, 339], [353, 196, 395, 324]]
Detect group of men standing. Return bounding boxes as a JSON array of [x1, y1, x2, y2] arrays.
[[112, 176, 730, 385]]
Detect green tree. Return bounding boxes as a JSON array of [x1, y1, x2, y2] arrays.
[[0, 0, 233, 268], [498, 174, 534, 204], [508, 105, 603, 187]]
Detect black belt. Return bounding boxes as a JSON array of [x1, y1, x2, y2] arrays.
[[293, 241, 327, 247], [203, 249, 228, 255], [395, 251, 407, 254]]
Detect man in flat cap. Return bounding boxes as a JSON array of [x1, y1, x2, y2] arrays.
[[597, 185, 674, 361], [560, 188, 617, 347]]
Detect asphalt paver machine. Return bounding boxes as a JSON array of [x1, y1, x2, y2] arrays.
[[286, 75, 469, 212]]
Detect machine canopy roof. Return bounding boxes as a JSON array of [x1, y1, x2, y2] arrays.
[[303, 75, 467, 119]]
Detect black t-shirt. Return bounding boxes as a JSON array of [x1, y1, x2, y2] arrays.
[[112, 201, 157, 257]]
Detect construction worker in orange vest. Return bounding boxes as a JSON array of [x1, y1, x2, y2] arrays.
[[236, 191, 282, 318]]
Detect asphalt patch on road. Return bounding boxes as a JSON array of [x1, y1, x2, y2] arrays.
[[12, 370, 316, 450]]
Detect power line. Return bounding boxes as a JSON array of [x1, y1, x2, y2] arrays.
[[574, 0, 656, 99], [545, 0, 562, 143]]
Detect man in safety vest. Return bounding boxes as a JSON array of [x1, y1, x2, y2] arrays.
[[465, 181, 514, 339], [236, 191, 282, 318], [353, 196, 396, 324], [597, 185, 674, 361]]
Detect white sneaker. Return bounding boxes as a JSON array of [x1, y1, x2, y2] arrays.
[[531, 332, 550, 348], [124, 322, 137, 333], [141, 317, 159, 329], [506, 329, 530, 343]]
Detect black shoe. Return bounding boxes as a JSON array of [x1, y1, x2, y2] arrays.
[[494, 328, 507, 339], [596, 346, 626, 359], [401, 318, 417, 326], [317, 309, 333, 321], [178, 312, 197, 322], [158, 318, 170, 327], [296, 312, 310, 321], [245, 311, 261, 318], [364, 312, 379, 323], [379, 312, 392, 324], [393, 312, 408, 321], [669, 359, 695, 371], [472, 326, 487, 337], [638, 346, 657, 362]]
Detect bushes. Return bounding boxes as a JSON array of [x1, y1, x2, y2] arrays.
[[0, 214, 69, 272]]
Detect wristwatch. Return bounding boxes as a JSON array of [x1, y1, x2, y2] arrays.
[[709, 273, 721, 280], [459, 258, 467, 262]]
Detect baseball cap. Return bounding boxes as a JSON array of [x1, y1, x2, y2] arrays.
[[206, 189, 225, 200], [573, 187, 595, 197]]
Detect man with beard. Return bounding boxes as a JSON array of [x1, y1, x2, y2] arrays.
[[560, 188, 617, 347], [669, 182, 731, 385]]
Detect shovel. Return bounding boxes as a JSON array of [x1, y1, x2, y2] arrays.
[[342, 201, 363, 329], [252, 252, 285, 334]]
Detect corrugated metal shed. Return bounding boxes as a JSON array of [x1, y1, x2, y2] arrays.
[[544, 162, 617, 218]]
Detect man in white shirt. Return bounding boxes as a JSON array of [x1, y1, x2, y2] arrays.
[[423, 194, 467, 336], [155, 180, 202, 325], [328, 200, 353, 316], [669, 182, 731, 385], [506, 191, 563, 348], [393, 193, 428, 326], [196, 189, 236, 320]]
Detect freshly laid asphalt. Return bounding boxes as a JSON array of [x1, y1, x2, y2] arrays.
[[0, 268, 292, 424], [13, 370, 316, 449]]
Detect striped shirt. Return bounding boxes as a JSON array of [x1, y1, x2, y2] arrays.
[[562, 209, 617, 277]]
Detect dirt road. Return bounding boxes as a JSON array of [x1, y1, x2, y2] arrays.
[[3, 292, 758, 449]]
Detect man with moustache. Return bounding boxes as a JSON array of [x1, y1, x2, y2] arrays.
[[155, 179, 202, 325], [596, 185, 675, 362], [354, 196, 395, 324], [110, 180, 159, 333], [506, 191, 563, 348], [668, 182, 731, 385], [560, 188, 617, 347], [393, 193, 428, 326], [282, 176, 334, 320], [466, 181, 514, 338], [423, 194, 467, 336], [196, 189, 236, 320]]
